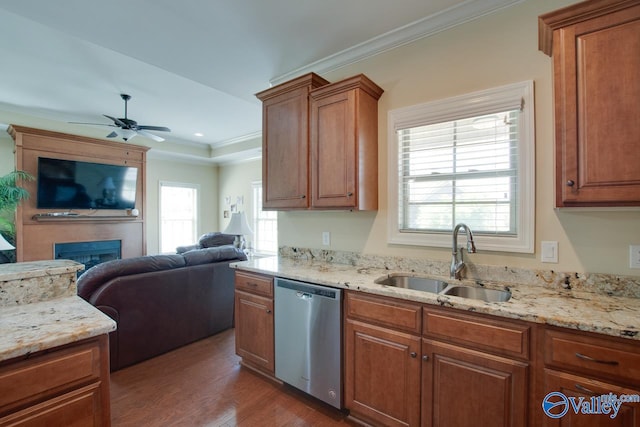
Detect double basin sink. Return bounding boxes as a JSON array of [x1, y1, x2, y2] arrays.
[[374, 274, 511, 303]]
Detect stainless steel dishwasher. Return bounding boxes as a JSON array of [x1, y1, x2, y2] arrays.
[[274, 277, 342, 409]]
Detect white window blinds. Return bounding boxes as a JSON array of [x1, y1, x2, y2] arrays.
[[387, 81, 535, 253]]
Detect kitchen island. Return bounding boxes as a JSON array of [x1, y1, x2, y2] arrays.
[[0, 260, 116, 426]]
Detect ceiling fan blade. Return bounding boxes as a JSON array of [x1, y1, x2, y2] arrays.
[[137, 125, 171, 132], [137, 129, 165, 142], [69, 121, 117, 127], [106, 131, 118, 138], [104, 114, 127, 128]]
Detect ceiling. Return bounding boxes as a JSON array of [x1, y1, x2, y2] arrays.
[[0, 0, 522, 161]]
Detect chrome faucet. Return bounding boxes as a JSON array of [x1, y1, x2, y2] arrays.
[[450, 223, 476, 280]]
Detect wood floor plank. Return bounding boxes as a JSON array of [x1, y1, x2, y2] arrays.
[[110, 329, 357, 426]]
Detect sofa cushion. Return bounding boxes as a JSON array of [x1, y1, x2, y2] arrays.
[[182, 245, 247, 266], [198, 232, 236, 248], [77, 254, 186, 300]]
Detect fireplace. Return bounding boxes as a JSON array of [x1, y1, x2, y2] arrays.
[[54, 240, 121, 276]]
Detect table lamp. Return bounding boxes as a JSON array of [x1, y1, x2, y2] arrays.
[[223, 211, 253, 251]]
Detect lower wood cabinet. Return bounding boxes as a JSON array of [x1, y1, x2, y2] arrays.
[[344, 319, 421, 427], [542, 369, 640, 427], [234, 271, 275, 375], [422, 339, 528, 427], [0, 335, 110, 427]]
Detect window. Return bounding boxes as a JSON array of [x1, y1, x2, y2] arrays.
[[252, 181, 278, 254], [159, 182, 199, 253], [387, 81, 534, 253]]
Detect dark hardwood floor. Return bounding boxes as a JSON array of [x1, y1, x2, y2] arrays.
[[110, 329, 357, 426]]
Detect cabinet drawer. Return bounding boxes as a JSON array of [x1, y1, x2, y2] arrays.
[[0, 340, 101, 412], [423, 307, 530, 359], [235, 271, 273, 297], [346, 292, 422, 334], [544, 328, 640, 385]]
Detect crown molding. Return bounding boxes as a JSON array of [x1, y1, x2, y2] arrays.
[[210, 130, 262, 149], [270, 0, 524, 86]]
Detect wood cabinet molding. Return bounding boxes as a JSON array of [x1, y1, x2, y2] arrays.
[[538, 0, 639, 55]]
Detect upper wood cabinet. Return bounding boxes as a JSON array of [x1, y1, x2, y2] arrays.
[[256, 73, 382, 211], [309, 74, 383, 210], [539, 0, 640, 207], [256, 73, 329, 209]]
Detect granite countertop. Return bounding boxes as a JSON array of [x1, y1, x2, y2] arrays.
[[0, 296, 116, 361], [0, 260, 117, 363], [233, 256, 640, 341]]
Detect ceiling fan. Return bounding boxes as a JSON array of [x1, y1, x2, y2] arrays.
[[71, 93, 171, 142]]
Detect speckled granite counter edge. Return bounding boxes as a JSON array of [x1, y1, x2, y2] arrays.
[[0, 296, 117, 362], [233, 254, 640, 341]]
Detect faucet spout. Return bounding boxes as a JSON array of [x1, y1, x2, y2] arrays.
[[450, 223, 476, 280]]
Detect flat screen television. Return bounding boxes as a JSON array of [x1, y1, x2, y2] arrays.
[[37, 157, 138, 210]]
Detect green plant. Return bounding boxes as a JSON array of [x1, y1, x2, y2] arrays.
[[0, 169, 32, 236]]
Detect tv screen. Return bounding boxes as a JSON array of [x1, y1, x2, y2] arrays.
[[37, 157, 138, 210]]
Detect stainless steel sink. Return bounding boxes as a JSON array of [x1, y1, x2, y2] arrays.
[[374, 274, 511, 302], [443, 286, 511, 302], [374, 274, 448, 294]]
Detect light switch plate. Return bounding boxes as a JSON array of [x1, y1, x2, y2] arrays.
[[630, 245, 640, 269], [541, 241, 558, 263]]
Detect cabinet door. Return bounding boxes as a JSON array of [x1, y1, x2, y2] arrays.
[[234, 290, 274, 374], [310, 90, 357, 209], [345, 319, 421, 427], [541, 369, 640, 427], [553, 5, 640, 206], [422, 339, 528, 427], [261, 87, 311, 209]]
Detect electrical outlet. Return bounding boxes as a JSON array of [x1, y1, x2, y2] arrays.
[[630, 245, 640, 269], [541, 241, 558, 263], [322, 231, 331, 246]]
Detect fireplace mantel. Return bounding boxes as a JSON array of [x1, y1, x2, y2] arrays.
[[7, 125, 149, 262]]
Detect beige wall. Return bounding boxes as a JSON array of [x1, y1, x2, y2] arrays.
[[146, 157, 218, 254], [217, 157, 262, 247], [276, 0, 640, 276]]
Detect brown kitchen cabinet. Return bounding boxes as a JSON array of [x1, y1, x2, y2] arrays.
[[309, 74, 383, 210], [539, 327, 640, 426], [539, 0, 640, 207], [256, 73, 329, 209], [422, 307, 530, 427], [0, 335, 110, 426], [234, 271, 275, 375], [344, 292, 422, 427]]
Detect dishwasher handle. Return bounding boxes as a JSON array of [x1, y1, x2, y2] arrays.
[[296, 291, 313, 299]]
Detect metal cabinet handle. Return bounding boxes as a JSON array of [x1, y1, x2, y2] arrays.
[[575, 352, 619, 365], [300, 195, 306, 199], [575, 384, 597, 395], [566, 180, 575, 187], [347, 192, 353, 197], [266, 309, 272, 314], [422, 355, 429, 361], [410, 352, 417, 358]]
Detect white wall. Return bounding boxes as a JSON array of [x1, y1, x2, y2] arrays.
[[274, 0, 640, 276], [217, 158, 262, 247]]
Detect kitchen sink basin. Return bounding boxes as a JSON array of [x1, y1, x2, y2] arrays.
[[374, 275, 448, 294], [374, 274, 512, 302], [443, 286, 511, 302]]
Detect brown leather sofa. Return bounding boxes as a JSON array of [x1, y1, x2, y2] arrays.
[[77, 245, 246, 371]]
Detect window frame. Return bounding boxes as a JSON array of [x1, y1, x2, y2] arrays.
[[252, 180, 278, 255], [159, 181, 200, 254], [387, 81, 535, 253]]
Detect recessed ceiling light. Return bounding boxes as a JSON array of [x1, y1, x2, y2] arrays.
[[194, 132, 204, 137]]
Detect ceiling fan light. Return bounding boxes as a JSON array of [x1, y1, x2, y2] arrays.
[[119, 129, 137, 141]]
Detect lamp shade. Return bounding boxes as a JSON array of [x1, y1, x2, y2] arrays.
[[224, 212, 253, 235], [0, 234, 15, 250]]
